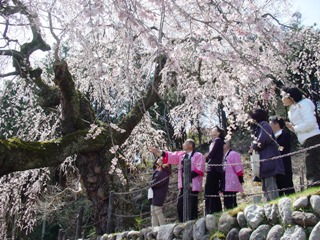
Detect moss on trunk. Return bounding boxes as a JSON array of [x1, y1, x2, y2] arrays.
[[0, 129, 111, 177]]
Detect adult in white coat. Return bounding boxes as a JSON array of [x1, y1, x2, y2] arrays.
[[282, 87, 320, 186]]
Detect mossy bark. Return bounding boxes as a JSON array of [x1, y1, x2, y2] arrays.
[[0, 2, 167, 233], [0, 130, 111, 177]]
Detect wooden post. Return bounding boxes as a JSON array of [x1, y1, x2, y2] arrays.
[[75, 206, 84, 240], [183, 158, 191, 222], [107, 191, 115, 234], [12, 212, 17, 240], [58, 229, 64, 240], [41, 215, 46, 240], [300, 168, 305, 191]]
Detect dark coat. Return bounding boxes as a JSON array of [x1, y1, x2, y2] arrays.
[[206, 137, 224, 173], [252, 121, 285, 178], [276, 130, 293, 174], [151, 167, 170, 206]]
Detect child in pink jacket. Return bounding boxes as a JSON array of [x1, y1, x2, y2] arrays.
[[149, 139, 205, 222]]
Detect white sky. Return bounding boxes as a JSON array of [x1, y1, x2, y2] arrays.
[[292, 0, 320, 26]]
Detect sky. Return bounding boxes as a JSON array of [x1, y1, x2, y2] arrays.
[[292, 0, 320, 26]]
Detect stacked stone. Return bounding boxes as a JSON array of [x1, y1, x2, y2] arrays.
[[99, 194, 320, 240]]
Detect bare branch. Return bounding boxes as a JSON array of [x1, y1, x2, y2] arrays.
[[0, 71, 18, 78], [2, 19, 9, 39], [0, 0, 61, 108], [48, 0, 61, 61], [262, 13, 295, 29], [0, 49, 21, 57], [0, 22, 64, 30], [116, 55, 167, 144]]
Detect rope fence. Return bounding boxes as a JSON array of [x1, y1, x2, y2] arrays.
[[105, 143, 320, 232], [111, 180, 320, 220], [112, 143, 320, 197]]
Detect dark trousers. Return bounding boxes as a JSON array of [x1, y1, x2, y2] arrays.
[[177, 189, 199, 222], [276, 173, 295, 196], [205, 171, 223, 214], [303, 134, 320, 187], [223, 192, 238, 209]]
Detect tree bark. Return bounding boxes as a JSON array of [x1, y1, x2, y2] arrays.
[[0, 130, 110, 177], [0, 1, 167, 235], [76, 152, 109, 235]]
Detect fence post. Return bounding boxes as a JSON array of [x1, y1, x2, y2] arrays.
[[300, 168, 305, 191], [107, 191, 115, 234], [11, 212, 17, 240], [183, 158, 191, 222], [75, 206, 84, 240], [41, 215, 46, 240], [58, 229, 64, 240]]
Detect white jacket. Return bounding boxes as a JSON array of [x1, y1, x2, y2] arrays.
[[288, 98, 320, 144]]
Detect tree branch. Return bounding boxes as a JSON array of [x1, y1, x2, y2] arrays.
[[115, 55, 167, 144], [262, 13, 295, 29], [53, 60, 95, 134], [48, 0, 61, 61], [0, 1, 61, 108], [0, 129, 111, 177], [0, 49, 21, 58], [0, 71, 18, 78]]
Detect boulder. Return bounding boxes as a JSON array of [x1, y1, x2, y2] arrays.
[[127, 231, 140, 240], [193, 218, 206, 240], [121, 231, 129, 239], [264, 203, 279, 225], [146, 232, 155, 240], [310, 195, 320, 215], [309, 221, 320, 240], [173, 224, 184, 238], [140, 227, 152, 239], [293, 196, 309, 210], [101, 234, 111, 240], [206, 214, 218, 232], [218, 213, 237, 235], [146, 227, 159, 240], [238, 228, 252, 240], [237, 212, 247, 228], [101, 234, 108, 240], [226, 228, 239, 240], [292, 211, 319, 227], [266, 225, 283, 240], [280, 225, 306, 240], [107, 235, 116, 240], [244, 204, 264, 229], [199, 235, 210, 240], [249, 224, 270, 240], [182, 220, 195, 240], [157, 224, 176, 240], [116, 234, 123, 240], [278, 197, 292, 226]]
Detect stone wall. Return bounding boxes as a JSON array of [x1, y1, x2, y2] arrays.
[[99, 194, 320, 240]]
